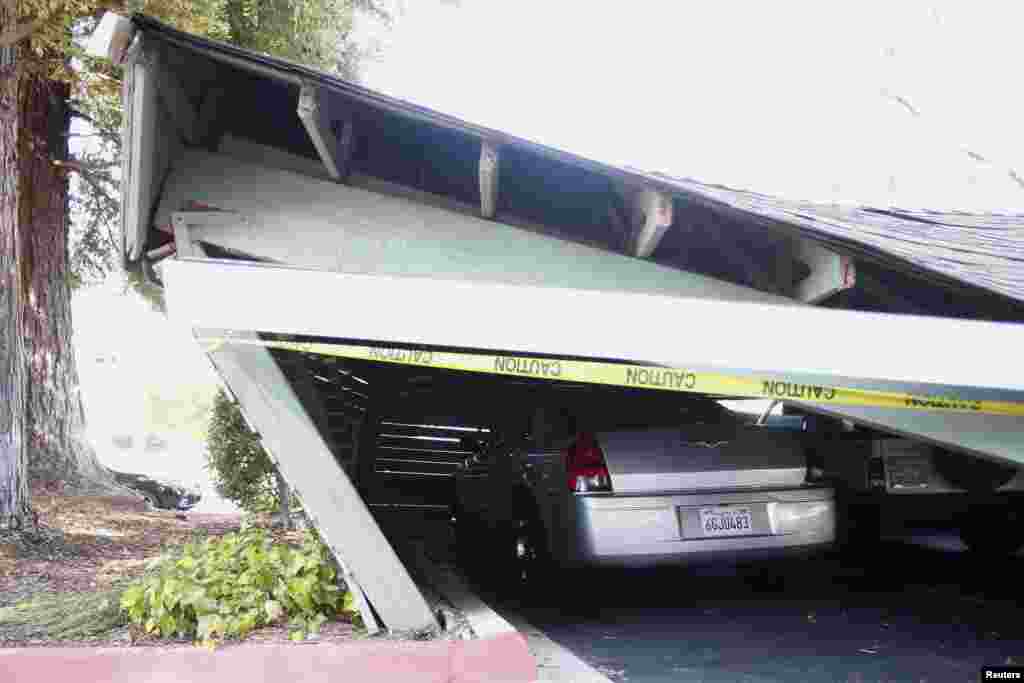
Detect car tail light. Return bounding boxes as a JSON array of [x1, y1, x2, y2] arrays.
[[565, 433, 612, 493]]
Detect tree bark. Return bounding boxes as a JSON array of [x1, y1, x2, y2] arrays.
[[0, 42, 31, 530], [1, 31, 117, 528], [20, 75, 112, 491]]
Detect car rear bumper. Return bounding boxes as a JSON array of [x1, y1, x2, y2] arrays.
[[566, 487, 836, 568]]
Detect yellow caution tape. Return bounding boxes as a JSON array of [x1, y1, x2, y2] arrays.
[[197, 336, 1024, 417]]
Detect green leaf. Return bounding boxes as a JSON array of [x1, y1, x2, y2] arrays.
[[265, 600, 284, 621], [341, 591, 357, 615], [287, 578, 314, 612], [181, 588, 206, 607], [290, 630, 306, 642], [307, 613, 327, 636], [120, 585, 145, 610], [287, 555, 306, 577], [159, 614, 177, 636], [116, 506, 345, 646]]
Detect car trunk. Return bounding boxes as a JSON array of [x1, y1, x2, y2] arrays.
[[596, 425, 809, 494]]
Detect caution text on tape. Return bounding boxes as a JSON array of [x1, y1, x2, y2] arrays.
[[198, 337, 1024, 417]]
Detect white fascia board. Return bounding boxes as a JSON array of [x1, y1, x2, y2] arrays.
[[123, 42, 158, 261], [163, 257, 1024, 399]]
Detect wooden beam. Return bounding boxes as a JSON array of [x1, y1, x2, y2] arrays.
[[794, 240, 857, 303], [215, 134, 628, 255], [85, 12, 136, 64], [205, 334, 441, 633], [172, 210, 245, 258], [478, 140, 500, 218], [297, 84, 353, 182], [159, 146, 795, 305], [171, 213, 201, 258], [631, 188, 674, 258], [145, 242, 176, 262]]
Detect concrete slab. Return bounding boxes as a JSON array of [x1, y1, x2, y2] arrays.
[[503, 614, 616, 683]]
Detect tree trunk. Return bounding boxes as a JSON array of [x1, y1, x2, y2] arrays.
[[275, 467, 293, 530], [1, 32, 116, 528], [0, 42, 31, 529], [20, 76, 112, 491]]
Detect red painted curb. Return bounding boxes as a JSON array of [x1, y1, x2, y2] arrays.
[[0, 633, 537, 683], [452, 632, 537, 683]]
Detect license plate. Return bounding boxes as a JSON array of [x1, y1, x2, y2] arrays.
[[699, 506, 754, 537]]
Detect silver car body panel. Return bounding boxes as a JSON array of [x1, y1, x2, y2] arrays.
[[455, 420, 837, 568], [562, 487, 835, 567]]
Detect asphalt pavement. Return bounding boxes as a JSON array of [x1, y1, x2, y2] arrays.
[[490, 531, 1024, 683]]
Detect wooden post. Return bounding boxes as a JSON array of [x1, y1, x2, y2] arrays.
[[206, 338, 436, 634]]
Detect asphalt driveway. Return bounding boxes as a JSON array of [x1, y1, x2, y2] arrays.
[[502, 531, 1023, 683]]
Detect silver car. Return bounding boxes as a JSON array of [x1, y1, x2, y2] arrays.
[[453, 397, 836, 584]]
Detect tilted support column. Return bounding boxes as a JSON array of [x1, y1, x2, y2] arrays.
[[206, 335, 438, 634]]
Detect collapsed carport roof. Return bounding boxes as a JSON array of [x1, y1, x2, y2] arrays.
[[113, 13, 1024, 467], [122, 14, 1024, 319]]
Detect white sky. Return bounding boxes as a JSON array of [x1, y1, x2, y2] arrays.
[[358, 0, 1024, 212], [73, 2, 1021, 491]]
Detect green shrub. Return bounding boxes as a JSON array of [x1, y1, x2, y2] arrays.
[[120, 526, 355, 646], [205, 389, 289, 513]]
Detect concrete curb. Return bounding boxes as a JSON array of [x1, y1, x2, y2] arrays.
[[407, 540, 517, 639], [0, 633, 536, 683], [405, 541, 612, 683]]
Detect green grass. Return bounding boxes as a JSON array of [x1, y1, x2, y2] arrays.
[[0, 587, 127, 641]]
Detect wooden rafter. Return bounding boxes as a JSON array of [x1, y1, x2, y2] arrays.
[[478, 140, 500, 218], [297, 84, 354, 183]]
